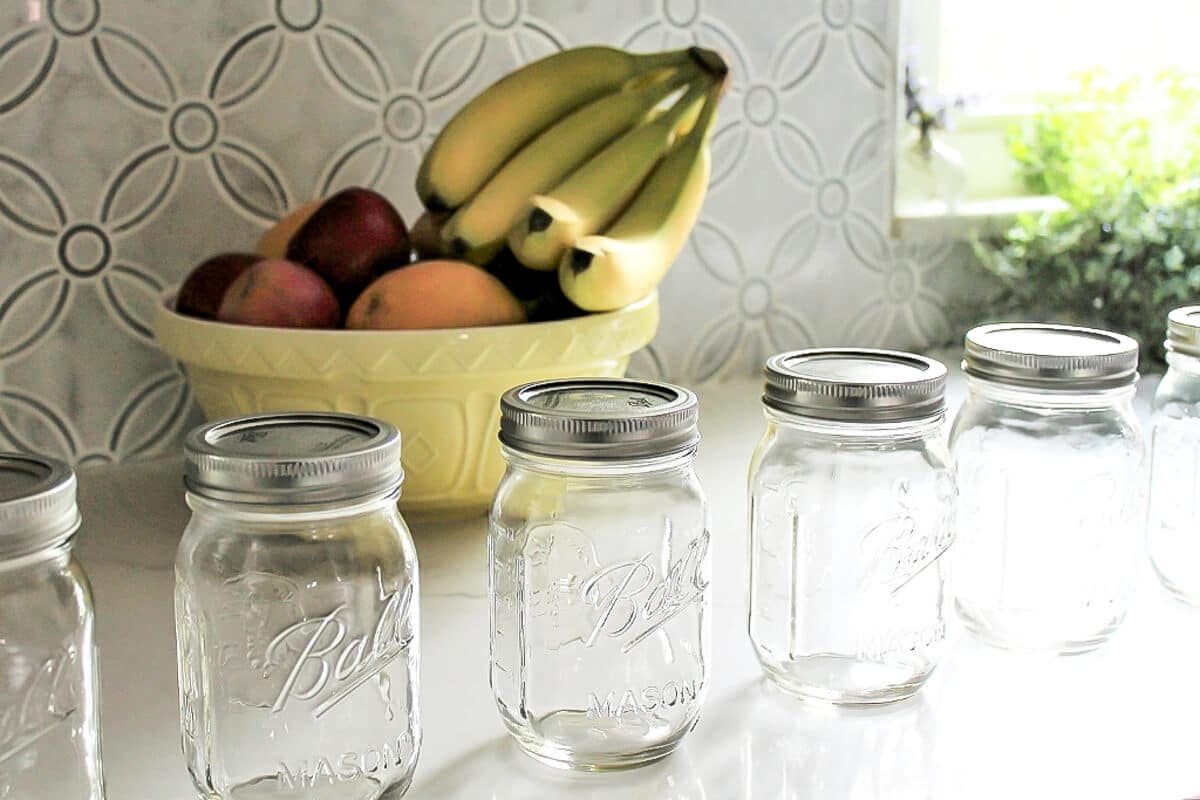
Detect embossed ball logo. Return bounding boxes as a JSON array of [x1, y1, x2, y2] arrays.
[[264, 585, 415, 719], [0, 650, 79, 766], [580, 530, 710, 654]]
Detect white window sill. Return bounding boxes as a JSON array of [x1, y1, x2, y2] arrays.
[[891, 194, 1068, 240], [890, 104, 1066, 240]]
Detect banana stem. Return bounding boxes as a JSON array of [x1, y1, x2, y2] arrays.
[[687, 47, 730, 81], [633, 57, 705, 102], [657, 79, 713, 140], [628, 47, 702, 76], [696, 82, 725, 139]]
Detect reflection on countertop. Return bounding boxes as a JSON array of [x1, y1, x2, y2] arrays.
[[414, 679, 935, 800]]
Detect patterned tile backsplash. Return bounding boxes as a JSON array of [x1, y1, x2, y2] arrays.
[[0, 0, 964, 465]]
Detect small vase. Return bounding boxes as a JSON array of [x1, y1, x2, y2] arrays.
[[896, 131, 968, 212]]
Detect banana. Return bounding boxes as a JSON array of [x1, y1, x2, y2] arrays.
[[440, 65, 700, 266], [415, 46, 695, 212], [508, 79, 711, 272], [559, 86, 721, 312]]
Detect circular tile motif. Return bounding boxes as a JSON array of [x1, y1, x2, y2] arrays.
[[739, 278, 772, 319], [662, 0, 700, 28], [822, 0, 853, 30], [382, 92, 427, 143], [58, 224, 112, 278], [743, 84, 778, 127], [276, 0, 323, 33], [817, 178, 850, 219], [886, 261, 918, 302], [169, 101, 219, 154], [47, 0, 101, 37], [479, 0, 522, 30]]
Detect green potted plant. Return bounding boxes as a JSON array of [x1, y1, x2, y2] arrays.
[[971, 72, 1200, 369]]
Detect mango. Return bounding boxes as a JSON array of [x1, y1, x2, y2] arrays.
[[346, 260, 526, 330], [286, 188, 409, 302], [218, 259, 340, 329], [176, 252, 259, 319], [256, 201, 321, 259]]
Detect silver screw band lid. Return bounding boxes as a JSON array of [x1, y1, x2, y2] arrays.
[[1166, 306, 1200, 359], [763, 349, 947, 421], [963, 323, 1139, 390], [499, 378, 700, 459], [0, 454, 81, 558], [184, 412, 403, 504]]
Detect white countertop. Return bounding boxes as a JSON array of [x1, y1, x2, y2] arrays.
[[75, 377, 1200, 800]]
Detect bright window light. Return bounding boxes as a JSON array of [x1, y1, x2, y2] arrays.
[[927, 0, 1200, 101]]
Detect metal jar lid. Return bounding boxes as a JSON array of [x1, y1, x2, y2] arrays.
[[499, 378, 700, 459], [184, 412, 403, 504], [763, 349, 947, 421], [1166, 306, 1200, 358], [963, 322, 1139, 390], [0, 454, 81, 558]]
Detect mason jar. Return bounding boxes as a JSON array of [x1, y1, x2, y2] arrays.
[[489, 379, 709, 770], [1148, 306, 1200, 604], [951, 323, 1144, 653], [175, 413, 420, 799], [748, 349, 953, 704], [0, 454, 104, 799]]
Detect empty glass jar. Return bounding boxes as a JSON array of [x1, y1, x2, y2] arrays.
[[748, 349, 953, 704], [0, 454, 104, 799], [175, 413, 420, 799], [951, 323, 1143, 653], [1148, 306, 1200, 604], [489, 379, 709, 770]]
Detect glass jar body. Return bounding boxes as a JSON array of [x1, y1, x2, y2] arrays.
[[488, 449, 710, 770], [1148, 353, 1200, 603], [950, 379, 1144, 652], [0, 547, 104, 799], [748, 411, 953, 704], [175, 493, 420, 799]]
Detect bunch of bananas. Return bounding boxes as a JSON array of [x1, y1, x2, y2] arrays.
[[415, 45, 728, 313]]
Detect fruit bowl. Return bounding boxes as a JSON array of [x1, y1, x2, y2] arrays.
[[153, 291, 659, 519]]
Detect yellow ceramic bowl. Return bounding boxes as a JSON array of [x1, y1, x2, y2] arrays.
[[154, 291, 659, 518]]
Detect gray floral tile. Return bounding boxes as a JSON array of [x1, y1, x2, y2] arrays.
[[0, 0, 961, 464]]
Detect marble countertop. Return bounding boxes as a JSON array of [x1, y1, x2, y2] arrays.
[[75, 377, 1199, 800]]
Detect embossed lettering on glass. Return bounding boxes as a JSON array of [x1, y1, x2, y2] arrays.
[[748, 349, 953, 704], [489, 379, 710, 770], [175, 414, 420, 798], [0, 454, 104, 799], [1148, 307, 1200, 604], [951, 324, 1144, 653]]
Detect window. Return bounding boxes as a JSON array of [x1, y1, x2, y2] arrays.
[[893, 0, 1200, 237], [920, 0, 1200, 104]]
